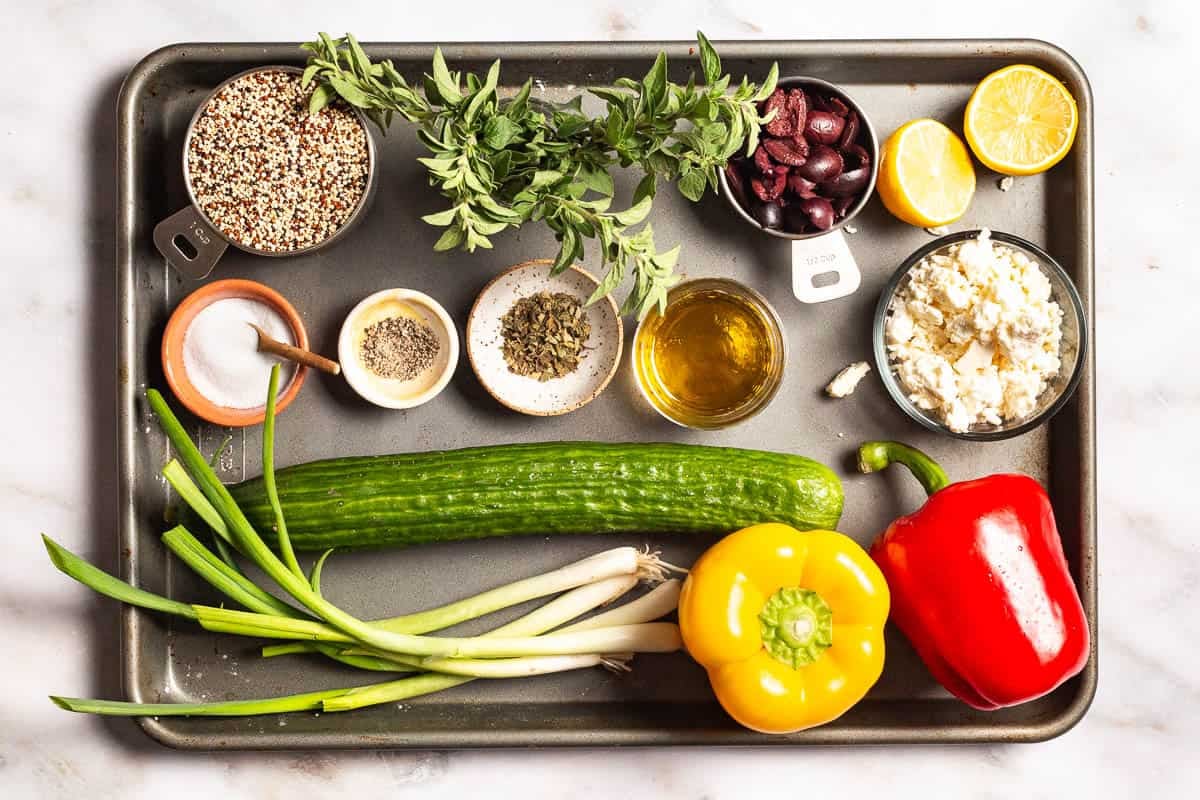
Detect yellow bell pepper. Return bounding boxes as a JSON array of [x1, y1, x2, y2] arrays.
[[678, 523, 890, 734]]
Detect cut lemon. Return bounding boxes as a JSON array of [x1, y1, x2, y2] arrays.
[[877, 119, 976, 228], [964, 64, 1078, 175]]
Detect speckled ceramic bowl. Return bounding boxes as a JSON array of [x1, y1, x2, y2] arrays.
[[466, 260, 621, 416]]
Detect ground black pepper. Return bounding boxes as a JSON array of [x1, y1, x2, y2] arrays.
[[360, 316, 441, 381]]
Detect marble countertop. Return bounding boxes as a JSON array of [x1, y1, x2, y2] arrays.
[[3, 0, 1196, 796]]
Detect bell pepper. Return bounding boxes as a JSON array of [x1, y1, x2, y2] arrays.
[[858, 440, 1089, 710], [678, 523, 889, 734]]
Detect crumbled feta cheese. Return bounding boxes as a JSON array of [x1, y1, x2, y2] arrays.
[[928, 266, 973, 310], [826, 361, 872, 398], [954, 340, 995, 374], [971, 300, 1002, 336], [885, 229, 1063, 432], [906, 299, 945, 327], [886, 304, 915, 345], [956, 230, 997, 279]]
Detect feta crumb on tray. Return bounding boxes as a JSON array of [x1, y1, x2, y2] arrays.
[[885, 229, 1063, 432], [826, 361, 872, 398]]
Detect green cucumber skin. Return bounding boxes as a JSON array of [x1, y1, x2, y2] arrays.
[[222, 442, 844, 551]]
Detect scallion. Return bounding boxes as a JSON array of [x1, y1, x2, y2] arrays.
[[47, 366, 683, 719]]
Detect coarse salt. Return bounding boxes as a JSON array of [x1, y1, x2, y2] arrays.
[[183, 298, 296, 409]]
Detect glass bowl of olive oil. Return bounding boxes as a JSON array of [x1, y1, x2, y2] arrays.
[[633, 278, 786, 429]]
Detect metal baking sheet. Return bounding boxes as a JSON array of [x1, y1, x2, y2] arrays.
[[117, 39, 1095, 748]]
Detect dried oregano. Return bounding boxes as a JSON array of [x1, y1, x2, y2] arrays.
[[500, 292, 591, 381]]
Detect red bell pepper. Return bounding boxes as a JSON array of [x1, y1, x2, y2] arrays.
[[858, 440, 1089, 710]]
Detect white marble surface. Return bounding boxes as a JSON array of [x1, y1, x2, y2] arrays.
[[3, 0, 1197, 796]]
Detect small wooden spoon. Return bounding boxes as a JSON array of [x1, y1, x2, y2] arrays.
[[249, 323, 341, 376]]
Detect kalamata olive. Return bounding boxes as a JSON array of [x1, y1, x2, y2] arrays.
[[787, 173, 819, 199], [819, 166, 871, 197], [809, 92, 846, 113], [754, 201, 783, 229], [800, 197, 836, 230], [832, 194, 856, 218], [786, 89, 808, 137], [763, 89, 795, 137], [763, 137, 809, 166], [838, 111, 860, 150], [804, 111, 845, 145], [842, 142, 871, 171], [783, 205, 811, 233], [750, 171, 787, 202], [795, 145, 844, 182], [754, 145, 776, 175], [724, 164, 748, 206]]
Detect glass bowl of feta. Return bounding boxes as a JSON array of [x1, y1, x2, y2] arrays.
[[873, 229, 1086, 440]]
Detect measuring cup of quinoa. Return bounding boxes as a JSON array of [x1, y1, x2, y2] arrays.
[[162, 279, 309, 427], [339, 289, 459, 410], [874, 229, 1086, 440], [718, 77, 879, 304], [152, 66, 377, 280]]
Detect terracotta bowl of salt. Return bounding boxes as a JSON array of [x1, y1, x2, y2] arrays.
[[162, 279, 309, 427]]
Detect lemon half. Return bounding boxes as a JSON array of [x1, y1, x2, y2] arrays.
[[877, 118, 976, 228], [964, 64, 1078, 176]]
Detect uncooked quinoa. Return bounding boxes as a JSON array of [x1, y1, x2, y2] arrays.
[[360, 316, 441, 381], [186, 69, 370, 253]]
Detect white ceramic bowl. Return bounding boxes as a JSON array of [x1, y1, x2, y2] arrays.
[[338, 289, 459, 409], [466, 260, 622, 416]]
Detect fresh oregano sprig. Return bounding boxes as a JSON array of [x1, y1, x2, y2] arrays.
[[302, 32, 777, 317]]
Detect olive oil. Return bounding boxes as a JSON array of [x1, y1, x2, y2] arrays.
[[634, 279, 785, 429]]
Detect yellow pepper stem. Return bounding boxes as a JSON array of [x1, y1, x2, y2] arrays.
[[759, 587, 833, 669]]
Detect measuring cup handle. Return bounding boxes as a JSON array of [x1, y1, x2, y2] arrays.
[[790, 230, 862, 303], [153, 206, 228, 280]]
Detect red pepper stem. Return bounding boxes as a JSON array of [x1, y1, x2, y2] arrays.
[[857, 441, 951, 497]]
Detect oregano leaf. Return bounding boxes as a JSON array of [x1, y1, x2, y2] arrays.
[[464, 59, 500, 124], [433, 225, 465, 251], [421, 207, 458, 226], [431, 48, 462, 105], [751, 62, 779, 102], [579, 165, 615, 197], [632, 174, 657, 206], [529, 170, 564, 190], [611, 196, 652, 227], [677, 169, 707, 202], [482, 115, 522, 149], [308, 83, 336, 114], [697, 31, 721, 85]]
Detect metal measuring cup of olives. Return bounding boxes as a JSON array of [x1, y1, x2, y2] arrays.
[[718, 77, 878, 303], [153, 66, 378, 280]]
